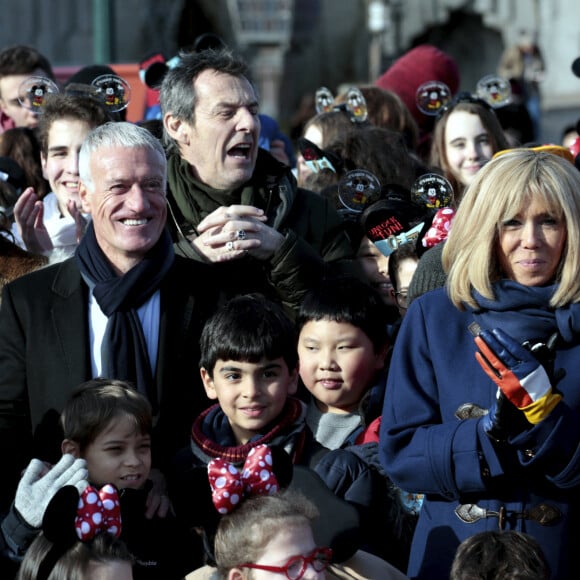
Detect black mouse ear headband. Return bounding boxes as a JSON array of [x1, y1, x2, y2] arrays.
[[36, 484, 122, 580], [416, 74, 512, 119], [65, 73, 132, 113], [207, 445, 360, 563], [17, 74, 131, 114], [168, 444, 294, 566], [314, 86, 368, 123]]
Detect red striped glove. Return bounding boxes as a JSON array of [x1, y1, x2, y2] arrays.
[[474, 328, 561, 424]]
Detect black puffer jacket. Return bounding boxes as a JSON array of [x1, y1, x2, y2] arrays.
[[119, 483, 202, 579], [166, 149, 358, 316]]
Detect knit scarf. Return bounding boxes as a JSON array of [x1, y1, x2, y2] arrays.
[[167, 154, 241, 227], [191, 397, 305, 464], [467, 279, 580, 344], [75, 222, 175, 409], [166, 151, 288, 230]]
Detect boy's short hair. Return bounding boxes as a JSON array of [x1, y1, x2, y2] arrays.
[[0, 45, 54, 84], [37, 93, 112, 156], [160, 47, 253, 154], [387, 243, 419, 293], [296, 276, 389, 351], [214, 490, 318, 577], [199, 294, 297, 377], [450, 530, 550, 580], [60, 379, 152, 451]]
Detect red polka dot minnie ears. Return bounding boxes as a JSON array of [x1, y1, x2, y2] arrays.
[[208, 444, 280, 514], [35, 484, 123, 580]]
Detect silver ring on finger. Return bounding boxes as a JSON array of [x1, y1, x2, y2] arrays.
[[236, 229, 247, 241], [226, 241, 235, 251]]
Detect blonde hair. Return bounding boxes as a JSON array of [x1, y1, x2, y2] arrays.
[[443, 149, 580, 309]]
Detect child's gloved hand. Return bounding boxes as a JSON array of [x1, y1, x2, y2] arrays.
[[475, 328, 561, 425], [14, 454, 88, 528]]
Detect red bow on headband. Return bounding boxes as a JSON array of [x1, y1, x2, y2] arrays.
[[75, 484, 122, 541], [208, 444, 280, 514], [422, 207, 456, 248]]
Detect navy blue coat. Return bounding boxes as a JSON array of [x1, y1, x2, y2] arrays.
[[379, 288, 580, 580]]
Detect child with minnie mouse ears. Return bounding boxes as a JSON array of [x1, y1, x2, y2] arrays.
[[184, 444, 409, 579], [1, 379, 200, 579], [15, 484, 133, 580]]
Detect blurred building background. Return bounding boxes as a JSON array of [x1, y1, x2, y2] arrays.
[[1, 0, 579, 143]]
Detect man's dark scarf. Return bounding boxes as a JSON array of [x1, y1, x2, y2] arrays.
[[166, 150, 289, 229], [75, 222, 175, 411]]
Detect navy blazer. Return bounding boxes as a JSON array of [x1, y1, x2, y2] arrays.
[[0, 254, 220, 508]]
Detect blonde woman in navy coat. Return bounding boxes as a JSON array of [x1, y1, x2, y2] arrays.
[[380, 148, 580, 579]]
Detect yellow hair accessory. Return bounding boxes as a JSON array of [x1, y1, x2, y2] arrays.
[[493, 144, 574, 164]]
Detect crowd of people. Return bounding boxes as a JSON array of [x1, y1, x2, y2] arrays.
[[0, 35, 579, 580]]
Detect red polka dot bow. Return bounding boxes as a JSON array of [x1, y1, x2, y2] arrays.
[[75, 484, 122, 541], [208, 445, 280, 514], [422, 207, 456, 248]]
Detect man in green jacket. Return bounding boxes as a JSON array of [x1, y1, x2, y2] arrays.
[[159, 47, 356, 315]]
